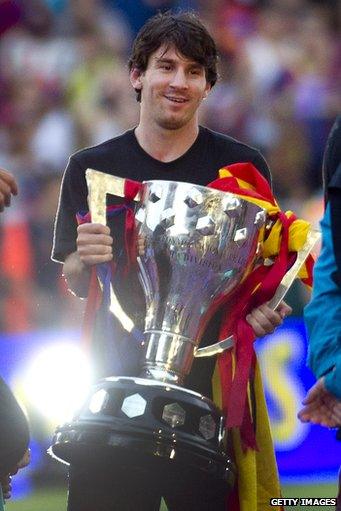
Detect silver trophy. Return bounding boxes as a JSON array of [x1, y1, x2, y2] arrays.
[[50, 171, 267, 499], [135, 178, 266, 384]]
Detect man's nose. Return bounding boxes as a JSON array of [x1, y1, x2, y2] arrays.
[[169, 68, 188, 88]]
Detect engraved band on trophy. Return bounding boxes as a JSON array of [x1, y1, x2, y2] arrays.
[[49, 170, 272, 498]]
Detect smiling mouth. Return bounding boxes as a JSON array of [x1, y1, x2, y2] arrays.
[[164, 95, 188, 104]]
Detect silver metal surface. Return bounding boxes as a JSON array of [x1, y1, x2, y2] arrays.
[[267, 229, 320, 310], [162, 402, 186, 428], [85, 171, 265, 385], [194, 335, 234, 358], [86, 169, 141, 224], [195, 228, 320, 358], [121, 394, 147, 418], [135, 180, 264, 384]]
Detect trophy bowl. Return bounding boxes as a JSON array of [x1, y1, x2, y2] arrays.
[[50, 176, 267, 499]]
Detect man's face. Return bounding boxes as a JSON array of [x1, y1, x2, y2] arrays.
[[130, 45, 211, 130]]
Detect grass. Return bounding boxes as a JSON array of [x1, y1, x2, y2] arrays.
[[283, 483, 338, 510], [6, 488, 67, 511], [5, 483, 338, 510]]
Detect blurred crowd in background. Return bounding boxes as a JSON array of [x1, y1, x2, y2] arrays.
[[0, 0, 340, 334]]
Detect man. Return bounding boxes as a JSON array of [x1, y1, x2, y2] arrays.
[[52, 11, 290, 510], [299, 116, 341, 509]]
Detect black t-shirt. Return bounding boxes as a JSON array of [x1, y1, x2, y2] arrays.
[[52, 126, 271, 395], [52, 126, 270, 262]]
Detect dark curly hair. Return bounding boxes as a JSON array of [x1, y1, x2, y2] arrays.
[[128, 11, 219, 102]]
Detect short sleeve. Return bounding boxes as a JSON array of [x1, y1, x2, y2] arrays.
[[51, 155, 88, 263]]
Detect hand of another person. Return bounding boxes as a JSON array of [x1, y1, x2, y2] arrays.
[[10, 448, 30, 475], [0, 168, 18, 212], [1, 448, 30, 500], [246, 301, 292, 337], [76, 223, 113, 267], [298, 378, 341, 428], [1, 473, 12, 499]]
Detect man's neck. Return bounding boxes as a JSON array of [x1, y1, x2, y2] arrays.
[[134, 123, 200, 163]]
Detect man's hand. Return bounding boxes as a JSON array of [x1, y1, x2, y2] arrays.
[[137, 234, 146, 256], [77, 223, 113, 267], [1, 448, 30, 500], [0, 168, 18, 212], [298, 378, 341, 428], [246, 301, 292, 337], [63, 223, 113, 298]]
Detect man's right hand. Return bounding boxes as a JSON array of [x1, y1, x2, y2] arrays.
[[0, 168, 18, 212], [77, 223, 114, 267]]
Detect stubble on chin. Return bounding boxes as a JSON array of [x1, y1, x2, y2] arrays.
[[158, 119, 186, 130], [156, 112, 193, 131]]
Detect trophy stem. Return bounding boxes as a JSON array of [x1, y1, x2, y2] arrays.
[[141, 330, 197, 385]]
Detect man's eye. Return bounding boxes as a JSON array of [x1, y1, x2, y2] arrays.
[[190, 69, 201, 75], [160, 64, 171, 70]]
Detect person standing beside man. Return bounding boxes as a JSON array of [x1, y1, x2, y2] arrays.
[[299, 116, 341, 509], [0, 169, 30, 502], [52, 11, 291, 510]]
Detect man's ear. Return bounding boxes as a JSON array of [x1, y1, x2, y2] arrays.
[[130, 67, 143, 91], [203, 83, 211, 100]]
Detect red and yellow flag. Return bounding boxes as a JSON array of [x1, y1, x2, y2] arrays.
[[208, 162, 314, 511]]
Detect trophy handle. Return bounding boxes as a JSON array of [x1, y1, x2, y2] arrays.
[[267, 228, 320, 310], [85, 168, 140, 224], [194, 228, 321, 358], [194, 335, 235, 358], [85, 169, 142, 334]]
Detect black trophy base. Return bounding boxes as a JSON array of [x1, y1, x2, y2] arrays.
[[50, 377, 235, 499]]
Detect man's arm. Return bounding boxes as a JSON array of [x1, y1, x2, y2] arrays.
[[299, 116, 341, 428], [63, 223, 113, 297], [63, 252, 91, 298], [52, 154, 114, 297]]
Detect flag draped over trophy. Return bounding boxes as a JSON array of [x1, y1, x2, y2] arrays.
[[209, 163, 314, 511]]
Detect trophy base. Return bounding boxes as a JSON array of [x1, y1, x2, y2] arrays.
[[50, 377, 236, 498]]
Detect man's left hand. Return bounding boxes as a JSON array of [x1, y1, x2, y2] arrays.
[[246, 301, 292, 337]]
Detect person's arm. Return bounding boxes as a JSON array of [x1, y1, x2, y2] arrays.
[[0, 449, 30, 500], [0, 378, 29, 478], [299, 235, 341, 426], [304, 206, 341, 380], [63, 223, 113, 298], [52, 154, 118, 297]]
